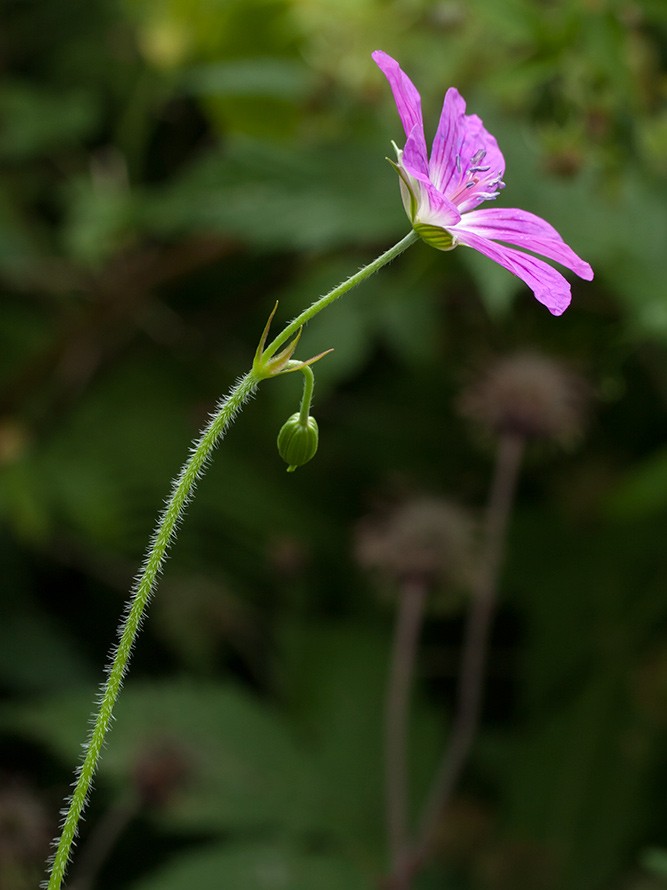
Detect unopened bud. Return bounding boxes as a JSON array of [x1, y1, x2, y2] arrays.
[[277, 413, 319, 472]]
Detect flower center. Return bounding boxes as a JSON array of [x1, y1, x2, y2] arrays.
[[448, 147, 505, 207]]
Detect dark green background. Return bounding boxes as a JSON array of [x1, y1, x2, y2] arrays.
[[2, 0, 667, 887]]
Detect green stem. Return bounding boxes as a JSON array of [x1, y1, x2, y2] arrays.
[[263, 230, 419, 359], [45, 231, 418, 890], [297, 364, 315, 424], [46, 371, 259, 890]]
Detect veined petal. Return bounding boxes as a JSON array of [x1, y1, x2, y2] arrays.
[[372, 50, 426, 156], [455, 229, 573, 315], [430, 90, 505, 204], [402, 123, 430, 182], [416, 179, 461, 228], [459, 207, 567, 239], [456, 114, 505, 188], [429, 87, 466, 192], [458, 208, 594, 280]]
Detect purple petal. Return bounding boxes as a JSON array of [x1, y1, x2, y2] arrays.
[[459, 208, 594, 280], [459, 206, 565, 239], [454, 229, 574, 315], [403, 125, 460, 225], [430, 90, 505, 206], [402, 124, 430, 182], [457, 114, 505, 186], [429, 87, 467, 192], [416, 179, 461, 227], [372, 51, 426, 152]]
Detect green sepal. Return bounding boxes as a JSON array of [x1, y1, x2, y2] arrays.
[[386, 157, 418, 222], [413, 223, 456, 251]]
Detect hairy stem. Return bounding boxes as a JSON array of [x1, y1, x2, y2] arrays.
[[46, 371, 259, 889], [263, 230, 419, 359], [45, 232, 418, 890], [385, 577, 429, 885], [402, 431, 525, 880]]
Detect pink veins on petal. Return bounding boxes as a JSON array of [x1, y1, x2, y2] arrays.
[[372, 49, 593, 315]]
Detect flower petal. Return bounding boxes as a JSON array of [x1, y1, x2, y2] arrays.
[[458, 208, 594, 280], [456, 114, 505, 188], [402, 124, 430, 182], [455, 229, 574, 315], [430, 89, 505, 206], [415, 179, 461, 228], [372, 51, 426, 153], [458, 206, 565, 239], [429, 87, 466, 192]]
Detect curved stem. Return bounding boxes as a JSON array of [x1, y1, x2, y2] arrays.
[[46, 370, 260, 890], [297, 364, 315, 424], [402, 431, 525, 880], [45, 232, 419, 890], [263, 230, 419, 359]]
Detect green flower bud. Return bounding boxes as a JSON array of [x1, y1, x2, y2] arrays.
[[277, 413, 319, 472]]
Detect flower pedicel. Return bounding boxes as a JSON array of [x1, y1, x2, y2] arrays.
[[373, 50, 593, 315]]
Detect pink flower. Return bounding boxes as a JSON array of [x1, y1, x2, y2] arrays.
[[372, 50, 593, 315]]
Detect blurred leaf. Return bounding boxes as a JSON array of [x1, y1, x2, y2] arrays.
[[140, 136, 404, 250], [642, 848, 667, 878], [486, 673, 652, 890], [0, 604, 93, 691], [278, 620, 442, 861], [184, 58, 316, 101], [0, 189, 41, 277], [0, 82, 98, 160], [62, 169, 136, 266], [606, 447, 667, 520], [3, 680, 326, 835], [127, 841, 372, 890]]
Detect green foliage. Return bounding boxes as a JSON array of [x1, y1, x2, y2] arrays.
[[4, 681, 326, 834], [643, 848, 667, 878], [127, 842, 372, 890], [140, 136, 404, 250]]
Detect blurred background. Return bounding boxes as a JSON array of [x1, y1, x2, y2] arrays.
[[2, 0, 667, 888]]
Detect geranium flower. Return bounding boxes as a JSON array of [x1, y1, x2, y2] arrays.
[[372, 50, 593, 315]]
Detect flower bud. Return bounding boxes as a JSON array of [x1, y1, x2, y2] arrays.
[[277, 413, 319, 472]]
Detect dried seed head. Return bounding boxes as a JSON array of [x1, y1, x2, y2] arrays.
[[459, 352, 589, 445], [355, 496, 477, 595]]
